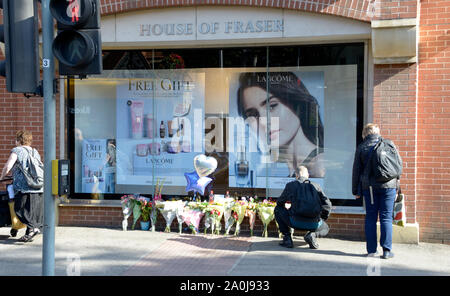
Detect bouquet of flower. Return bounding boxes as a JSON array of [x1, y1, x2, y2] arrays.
[[157, 200, 186, 233], [223, 199, 236, 235], [180, 201, 205, 234], [257, 199, 277, 237], [204, 203, 224, 235], [175, 200, 188, 234], [232, 200, 248, 236], [138, 196, 153, 223], [180, 208, 204, 235], [120, 195, 137, 231], [245, 201, 258, 236]]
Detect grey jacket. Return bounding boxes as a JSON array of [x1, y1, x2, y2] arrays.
[[352, 134, 399, 196]]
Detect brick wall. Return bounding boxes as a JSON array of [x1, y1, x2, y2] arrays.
[[0, 88, 60, 167], [3, 1, 449, 244], [99, 0, 416, 22], [416, 0, 450, 244], [372, 63, 417, 224], [0, 93, 45, 163]]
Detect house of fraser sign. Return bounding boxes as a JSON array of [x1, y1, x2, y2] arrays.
[[139, 20, 284, 36]]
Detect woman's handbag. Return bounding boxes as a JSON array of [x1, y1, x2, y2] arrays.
[[393, 187, 406, 227]]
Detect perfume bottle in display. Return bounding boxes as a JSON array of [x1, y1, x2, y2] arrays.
[[160, 120, 165, 138], [130, 101, 144, 139], [168, 120, 173, 137], [235, 146, 250, 187]]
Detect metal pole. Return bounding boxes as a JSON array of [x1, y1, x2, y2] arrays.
[[41, 0, 56, 276]]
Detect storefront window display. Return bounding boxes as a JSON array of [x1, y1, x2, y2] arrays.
[[68, 44, 365, 210]]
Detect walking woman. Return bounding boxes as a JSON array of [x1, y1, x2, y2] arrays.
[[352, 123, 400, 259], [0, 130, 44, 242]]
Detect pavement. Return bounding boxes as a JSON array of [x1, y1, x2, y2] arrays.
[[0, 226, 449, 277]]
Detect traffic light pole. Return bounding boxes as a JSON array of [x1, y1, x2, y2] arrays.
[[41, 0, 56, 276]]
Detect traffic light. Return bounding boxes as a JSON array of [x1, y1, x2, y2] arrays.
[[0, 0, 40, 94], [50, 0, 102, 76]]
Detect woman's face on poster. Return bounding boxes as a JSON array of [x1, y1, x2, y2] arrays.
[[241, 86, 301, 147]]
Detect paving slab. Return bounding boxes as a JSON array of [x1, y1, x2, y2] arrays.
[[0, 226, 449, 276]]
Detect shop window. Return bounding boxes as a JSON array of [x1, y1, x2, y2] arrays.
[[67, 43, 364, 210]]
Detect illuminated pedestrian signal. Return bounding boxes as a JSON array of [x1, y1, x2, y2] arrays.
[[50, 0, 102, 76]]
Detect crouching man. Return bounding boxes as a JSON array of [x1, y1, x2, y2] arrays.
[[275, 166, 332, 249]]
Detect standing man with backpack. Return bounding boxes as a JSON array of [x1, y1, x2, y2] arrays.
[[275, 166, 332, 249], [352, 123, 402, 259], [0, 130, 44, 242]]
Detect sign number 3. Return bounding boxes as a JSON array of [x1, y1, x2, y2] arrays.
[[43, 59, 50, 68]]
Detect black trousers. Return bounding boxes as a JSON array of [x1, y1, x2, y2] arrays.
[[274, 205, 329, 237], [14, 192, 44, 231]]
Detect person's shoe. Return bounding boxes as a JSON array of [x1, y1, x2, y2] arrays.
[[18, 229, 40, 243], [367, 252, 379, 257], [381, 250, 394, 259], [279, 236, 287, 246], [10, 229, 18, 237], [304, 232, 319, 249], [279, 234, 293, 248]]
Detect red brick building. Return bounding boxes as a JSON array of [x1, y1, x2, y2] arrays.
[[1, 0, 448, 244]]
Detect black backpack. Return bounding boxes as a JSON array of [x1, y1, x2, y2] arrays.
[[290, 180, 322, 219], [370, 138, 402, 182]]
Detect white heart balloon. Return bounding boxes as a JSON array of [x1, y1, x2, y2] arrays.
[[194, 154, 218, 177]]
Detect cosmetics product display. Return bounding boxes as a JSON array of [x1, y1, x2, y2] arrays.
[[235, 146, 250, 186], [173, 100, 191, 117], [149, 142, 161, 155], [168, 120, 173, 137], [146, 115, 154, 139], [130, 100, 144, 139], [167, 142, 181, 154], [136, 144, 148, 156], [160, 120, 165, 138]]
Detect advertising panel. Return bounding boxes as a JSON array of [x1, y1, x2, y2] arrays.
[[81, 139, 116, 194], [115, 72, 205, 187], [228, 71, 325, 190]]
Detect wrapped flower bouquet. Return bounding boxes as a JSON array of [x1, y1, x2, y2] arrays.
[[257, 199, 276, 238], [232, 200, 247, 236], [223, 199, 236, 235], [204, 204, 224, 235], [245, 201, 258, 236], [181, 202, 206, 234], [157, 200, 187, 233]]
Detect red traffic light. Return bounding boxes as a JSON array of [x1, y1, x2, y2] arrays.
[[69, 0, 80, 23], [50, 0, 102, 76], [50, 0, 94, 28]]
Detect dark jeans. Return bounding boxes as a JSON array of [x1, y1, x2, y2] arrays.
[[362, 187, 396, 253], [274, 205, 329, 238]]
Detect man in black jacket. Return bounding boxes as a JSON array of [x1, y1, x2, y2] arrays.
[[352, 123, 400, 259], [275, 166, 332, 249]]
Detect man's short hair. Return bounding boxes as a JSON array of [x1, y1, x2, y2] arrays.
[[362, 123, 380, 139], [296, 165, 309, 179]]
